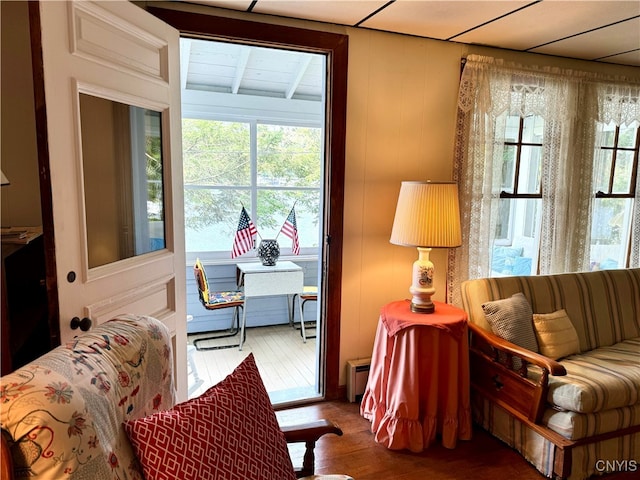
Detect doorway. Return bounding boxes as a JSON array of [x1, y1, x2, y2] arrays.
[[181, 38, 325, 403], [149, 6, 348, 403]]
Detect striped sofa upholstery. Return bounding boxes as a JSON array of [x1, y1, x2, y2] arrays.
[[460, 269, 640, 480]]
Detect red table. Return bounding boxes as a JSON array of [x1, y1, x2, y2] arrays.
[[360, 300, 472, 452]]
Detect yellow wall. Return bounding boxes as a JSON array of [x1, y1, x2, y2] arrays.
[[79, 94, 121, 269], [1, 1, 42, 227], [341, 28, 465, 369], [4, 1, 639, 386]]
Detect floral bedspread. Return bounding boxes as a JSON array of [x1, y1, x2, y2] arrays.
[[1, 314, 175, 479]]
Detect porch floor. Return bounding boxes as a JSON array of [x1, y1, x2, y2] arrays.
[[187, 323, 318, 404]]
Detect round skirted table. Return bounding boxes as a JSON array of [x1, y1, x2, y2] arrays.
[[360, 299, 472, 452]]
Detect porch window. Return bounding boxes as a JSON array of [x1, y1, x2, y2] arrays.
[[183, 119, 322, 259]]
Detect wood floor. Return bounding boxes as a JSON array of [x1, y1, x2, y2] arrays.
[[277, 401, 638, 480], [188, 323, 317, 402], [189, 327, 636, 479]]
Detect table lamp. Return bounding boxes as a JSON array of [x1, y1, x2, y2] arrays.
[[1, 170, 9, 186], [390, 181, 462, 313]]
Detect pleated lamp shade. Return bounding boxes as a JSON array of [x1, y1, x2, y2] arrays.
[[390, 181, 461, 248]]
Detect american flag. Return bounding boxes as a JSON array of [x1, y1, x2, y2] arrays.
[[280, 206, 300, 255], [231, 206, 257, 258]]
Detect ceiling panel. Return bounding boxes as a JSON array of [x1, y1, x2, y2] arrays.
[[530, 17, 640, 61], [176, 0, 640, 67], [360, 1, 531, 40], [253, 0, 390, 26], [455, 1, 640, 53], [602, 50, 640, 66], [189, 0, 254, 11], [182, 37, 325, 101]]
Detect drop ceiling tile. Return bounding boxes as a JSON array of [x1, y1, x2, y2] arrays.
[[188, 0, 255, 12], [360, 0, 531, 40], [530, 17, 640, 63], [597, 50, 640, 67], [456, 1, 640, 51], [176, 0, 640, 67], [252, 1, 390, 26]]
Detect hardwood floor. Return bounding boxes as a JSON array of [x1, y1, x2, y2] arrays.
[[190, 327, 636, 479], [277, 401, 638, 480]]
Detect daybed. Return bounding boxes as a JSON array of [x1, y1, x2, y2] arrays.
[[460, 268, 640, 480], [0, 314, 348, 480]]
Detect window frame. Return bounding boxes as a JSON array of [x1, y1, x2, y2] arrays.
[[591, 122, 640, 268], [499, 115, 544, 200], [595, 124, 639, 199], [495, 114, 544, 251]]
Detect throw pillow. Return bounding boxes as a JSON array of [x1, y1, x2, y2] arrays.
[[124, 354, 296, 480], [482, 292, 539, 353], [532, 309, 581, 360]]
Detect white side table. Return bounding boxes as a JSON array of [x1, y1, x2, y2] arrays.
[[237, 261, 303, 350]]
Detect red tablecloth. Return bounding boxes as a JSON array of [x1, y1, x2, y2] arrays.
[[361, 300, 472, 452]]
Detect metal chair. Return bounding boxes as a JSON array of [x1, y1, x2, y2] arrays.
[[192, 258, 245, 351], [290, 285, 318, 343], [187, 344, 204, 396]]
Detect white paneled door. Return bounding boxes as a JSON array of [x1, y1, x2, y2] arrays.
[[36, 0, 187, 398]]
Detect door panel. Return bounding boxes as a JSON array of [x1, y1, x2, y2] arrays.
[[70, 3, 170, 82], [36, 0, 187, 399]]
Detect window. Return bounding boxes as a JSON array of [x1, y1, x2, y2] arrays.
[[591, 121, 639, 270], [183, 119, 322, 258], [452, 55, 640, 296], [492, 114, 544, 276]]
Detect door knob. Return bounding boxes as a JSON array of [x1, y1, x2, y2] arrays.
[[70, 317, 92, 331]]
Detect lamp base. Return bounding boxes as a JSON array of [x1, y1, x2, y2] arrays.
[[409, 247, 436, 314], [410, 301, 435, 314]]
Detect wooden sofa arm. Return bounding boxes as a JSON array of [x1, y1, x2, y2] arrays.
[[1, 433, 14, 480], [468, 323, 566, 376], [281, 419, 343, 478], [468, 323, 566, 424]]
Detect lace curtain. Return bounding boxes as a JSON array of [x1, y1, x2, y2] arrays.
[[449, 55, 640, 305]]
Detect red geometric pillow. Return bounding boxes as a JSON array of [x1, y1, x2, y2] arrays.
[[124, 354, 296, 480]]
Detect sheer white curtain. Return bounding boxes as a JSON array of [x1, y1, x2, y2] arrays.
[[449, 55, 640, 305], [596, 81, 640, 269]]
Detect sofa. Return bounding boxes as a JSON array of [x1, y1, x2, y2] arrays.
[[460, 268, 640, 480], [0, 314, 348, 480]]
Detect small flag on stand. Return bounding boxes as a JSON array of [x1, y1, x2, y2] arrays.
[[280, 206, 300, 255], [231, 206, 258, 258]]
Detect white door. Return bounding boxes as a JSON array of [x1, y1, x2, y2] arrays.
[[36, 1, 187, 399]]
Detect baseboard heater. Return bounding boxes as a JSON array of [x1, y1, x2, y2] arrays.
[[347, 358, 371, 403]]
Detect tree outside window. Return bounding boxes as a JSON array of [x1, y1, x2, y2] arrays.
[[183, 119, 322, 257]]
